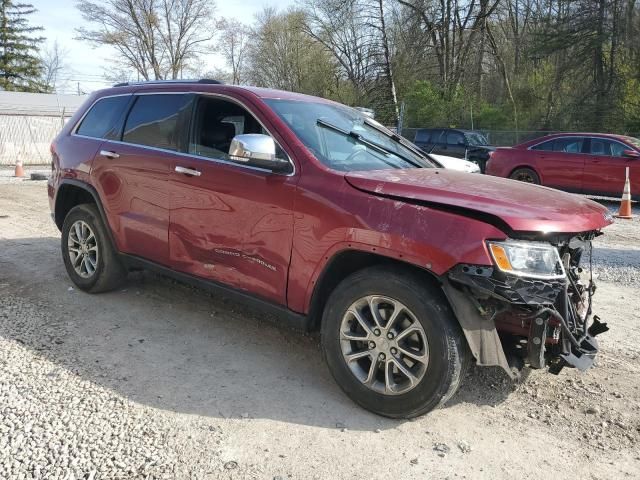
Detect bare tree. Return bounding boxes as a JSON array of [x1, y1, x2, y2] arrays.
[[75, 0, 216, 80], [396, 0, 501, 95], [247, 8, 337, 97], [217, 18, 250, 85], [303, 0, 399, 123], [40, 40, 69, 92]]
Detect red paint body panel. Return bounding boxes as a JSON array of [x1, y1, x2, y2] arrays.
[[286, 168, 507, 313], [49, 84, 613, 316], [487, 133, 640, 197], [91, 141, 173, 265], [169, 157, 296, 304], [345, 168, 612, 234]]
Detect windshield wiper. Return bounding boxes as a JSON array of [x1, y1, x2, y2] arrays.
[[316, 119, 424, 169], [362, 118, 434, 166]]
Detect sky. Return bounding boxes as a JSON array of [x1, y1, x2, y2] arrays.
[[29, 0, 294, 94]]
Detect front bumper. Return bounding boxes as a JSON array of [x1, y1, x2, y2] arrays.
[[444, 237, 608, 376]]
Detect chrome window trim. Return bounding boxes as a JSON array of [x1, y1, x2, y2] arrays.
[[527, 135, 586, 153], [71, 90, 296, 177]]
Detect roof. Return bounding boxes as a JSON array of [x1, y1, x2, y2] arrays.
[[103, 81, 336, 104], [0, 92, 88, 117]]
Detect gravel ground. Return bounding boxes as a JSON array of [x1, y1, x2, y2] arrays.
[[1, 177, 639, 479]]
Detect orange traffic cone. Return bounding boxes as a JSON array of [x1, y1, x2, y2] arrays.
[[614, 167, 633, 219], [14, 160, 26, 178]]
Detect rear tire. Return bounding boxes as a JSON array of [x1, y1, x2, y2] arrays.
[[321, 266, 469, 418], [61, 204, 127, 293], [510, 167, 540, 184]]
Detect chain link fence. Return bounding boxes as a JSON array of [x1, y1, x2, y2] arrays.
[[0, 114, 68, 166]]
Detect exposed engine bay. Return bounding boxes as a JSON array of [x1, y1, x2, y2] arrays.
[[443, 232, 609, 378]]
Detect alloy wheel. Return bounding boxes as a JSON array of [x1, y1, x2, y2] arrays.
[[67, 220, 99, 278], [339, 295, 429, 395]]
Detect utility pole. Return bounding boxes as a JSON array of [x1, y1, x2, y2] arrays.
[[470, 102, 474, 130], [398, 101, 405, 134]]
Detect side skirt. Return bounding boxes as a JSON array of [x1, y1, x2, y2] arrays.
[[119, 254, 311, 332]]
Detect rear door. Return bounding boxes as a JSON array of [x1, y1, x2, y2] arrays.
[[168, 94, 297, 305], [530, 136, 585, 192], [443, 130, 467, 158], [428, 129, 447, 155], [91, 92, 194, 266], [583, 138, 639, 197]]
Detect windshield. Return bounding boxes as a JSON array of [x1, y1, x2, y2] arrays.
[[265, 99, 433, 171], [464, 132, 489, 146]]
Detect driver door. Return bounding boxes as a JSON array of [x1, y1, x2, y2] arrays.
[[582, 138, 639, 197], [169, 95, 297, 304]]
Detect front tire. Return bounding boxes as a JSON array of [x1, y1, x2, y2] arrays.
[[61, 204, 127, 293], [321, 266, 469, 418]]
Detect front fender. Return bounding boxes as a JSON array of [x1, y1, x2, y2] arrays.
[[286, 196, 508, 314]]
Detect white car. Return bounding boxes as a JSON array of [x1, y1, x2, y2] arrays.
[[429, 153, 481, 173]]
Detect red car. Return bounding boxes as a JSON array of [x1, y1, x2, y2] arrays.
[[49, 80, 612, 417], [486, 133, 640, 198]]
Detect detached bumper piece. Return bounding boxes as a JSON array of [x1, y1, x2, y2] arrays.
[[447, 238, 608, 377]]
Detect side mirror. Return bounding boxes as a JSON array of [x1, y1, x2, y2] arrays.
[[228, 134, 291, 173], [623, 149, 640, 159]]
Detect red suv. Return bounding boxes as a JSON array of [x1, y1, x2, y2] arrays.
[[486, 133, 640, 198], [49, 80, 613, 418]]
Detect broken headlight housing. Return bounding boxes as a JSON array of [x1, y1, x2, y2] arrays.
[[487, 240, 565, 280]]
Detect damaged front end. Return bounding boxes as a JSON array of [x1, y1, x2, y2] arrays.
[[443, 233, 609, 379]]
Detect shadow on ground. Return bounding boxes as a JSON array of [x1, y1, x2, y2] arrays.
[[0, 235, 516, 431]]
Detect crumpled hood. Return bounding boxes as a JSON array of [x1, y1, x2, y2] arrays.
[[345, 168, 613, 233]]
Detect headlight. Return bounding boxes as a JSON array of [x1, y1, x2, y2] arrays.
[[487, 240, 565, 279]]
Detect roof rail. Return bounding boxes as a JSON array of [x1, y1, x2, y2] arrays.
[[113, 79, 224, 87]]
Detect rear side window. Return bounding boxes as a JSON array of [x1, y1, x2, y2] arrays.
[[414, 129, 431, 143], [531, 140, 553, 151], [76, 96, 130, 139], [553, 137, 583, 153], [123, 94, 194, 151]]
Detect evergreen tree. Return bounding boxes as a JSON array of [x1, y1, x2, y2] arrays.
[[0, 0, 45, 92]]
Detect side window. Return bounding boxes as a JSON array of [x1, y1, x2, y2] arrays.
[[590, 139, 612, 156], [553, 137, 583, 153], [76, 96, 130, 139], [189, 97, 267, 161], [430, 129, 444, 143], [531, 140, 554, 151], [123, 94, 193, 151], [414, 129, 431, 143], [446, 131, 464, 145]]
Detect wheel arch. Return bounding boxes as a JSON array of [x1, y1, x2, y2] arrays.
[[54, 180, 117, 249], [509, 165, 541, 183], [306, 249, 443, 331]]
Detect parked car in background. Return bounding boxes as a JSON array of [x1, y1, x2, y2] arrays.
[[429, 153, 481, 173], [486, 133, 640, 199], [412, 128, 495, 172], [50, 80, 612, 418]]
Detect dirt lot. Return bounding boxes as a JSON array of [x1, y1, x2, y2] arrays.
[[1, 175, 639, 479]]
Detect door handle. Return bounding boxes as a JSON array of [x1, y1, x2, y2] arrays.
[[175, 166, 202, 177], [99, 150, 120, 159]]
